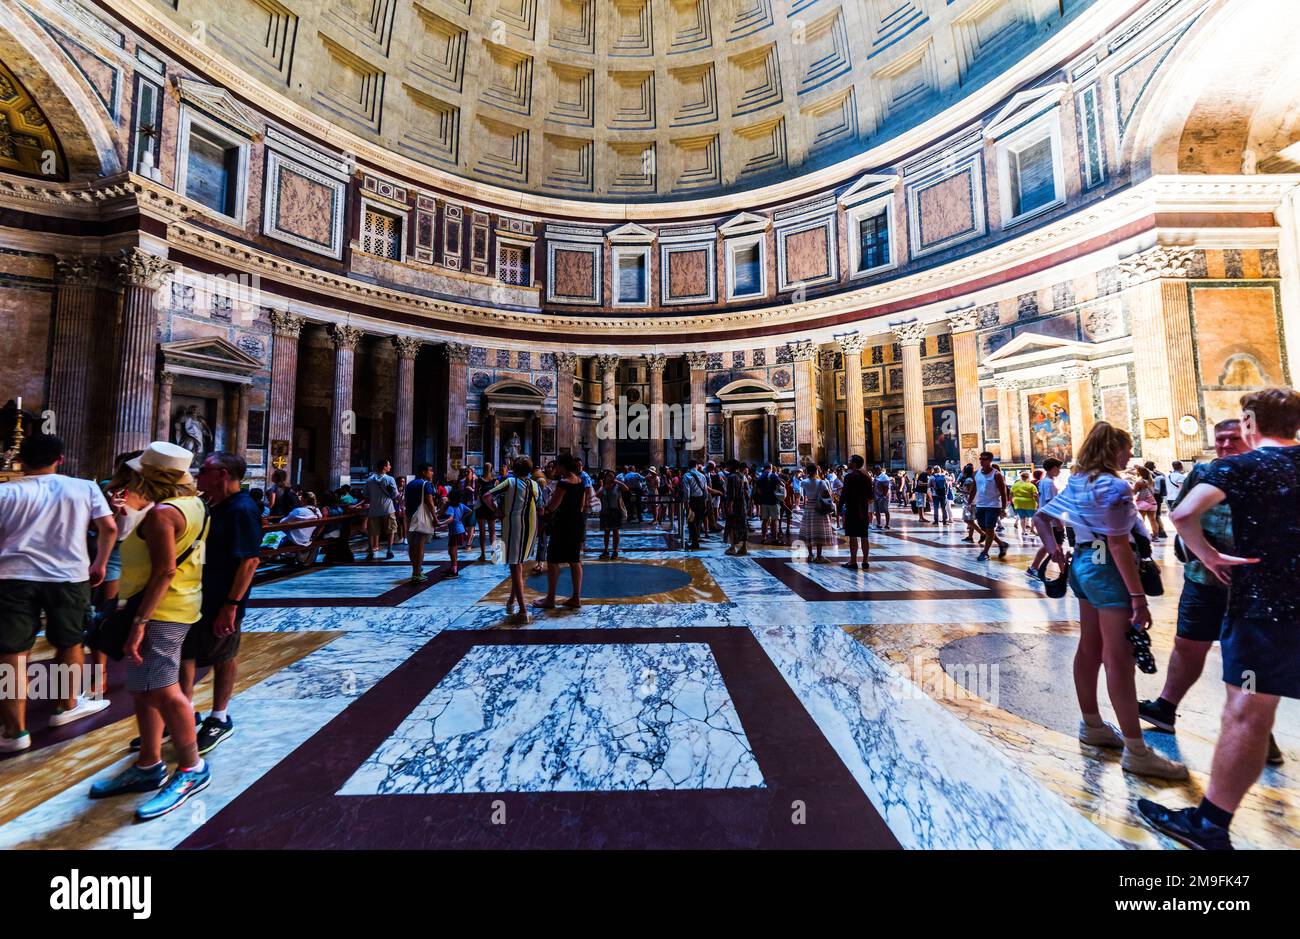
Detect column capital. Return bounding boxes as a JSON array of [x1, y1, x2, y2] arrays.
[[159, 368, 177, 385], [330, 323, 363, 350], [1118, 245, 1195, 288], [595, 353, 621, 373], [553, 350, 580, 373], [819, 349, 838, 370], [836, 332, 867, 356], [788, 339, 817, 362], [441, 342, 471, 364], [392, 334, 423, 359], [268, 310, 307, 338], [54, 255, 101, 286], [115, 248, 174, 289], [763, 403, 779, 416], [890, 319, 927, 347], [686, 351, 709, 371], [944, 307, 980, 333], [644, 352, 668, 373]]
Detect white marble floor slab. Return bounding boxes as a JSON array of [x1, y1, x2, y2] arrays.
[[338, 641, 764, 795]]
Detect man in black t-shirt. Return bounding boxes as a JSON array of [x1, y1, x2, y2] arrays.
[[1139, 388, 1300, 850], [840, 455, 872, 570], [180, 452, 262, 756]]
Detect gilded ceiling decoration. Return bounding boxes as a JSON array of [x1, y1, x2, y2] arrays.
[[0, 58, 65, 180]]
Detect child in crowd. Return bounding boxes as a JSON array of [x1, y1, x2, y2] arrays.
[[439, 490, 475, 576]]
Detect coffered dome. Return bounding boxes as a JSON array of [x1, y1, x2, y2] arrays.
[[151, 0, 1097, 200]]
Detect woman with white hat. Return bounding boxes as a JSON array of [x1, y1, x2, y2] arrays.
[[88, 441, 214, 820]]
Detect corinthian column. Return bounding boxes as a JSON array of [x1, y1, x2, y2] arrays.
[[686, 352, 708, 463], [392, 335, 422, 477], [553, 351, 579, 457], [996, 378, 1023, 463], [645, 353, 667, 467], [111, 249, 174, 457], [892, 320, 928, 471], [944, 307, 982, 467], [49, 256, 100, 475], [595, 353, 621, 472], [329, 324, 363, 488], [155, 370, 175, 442], [1120, 246, 1198, 464], [441, 343, 470, 474], [837, 333, 867, 461], [819, 349, 838, 466], [267, 311, 306, 474], [789, 340, 818, 464]]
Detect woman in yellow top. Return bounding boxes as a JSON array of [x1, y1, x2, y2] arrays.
[[1010, 470, 1039, 542], [90, 442, 212, 822]]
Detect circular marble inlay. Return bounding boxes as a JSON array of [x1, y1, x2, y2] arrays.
[[527, 562, 691, 599]]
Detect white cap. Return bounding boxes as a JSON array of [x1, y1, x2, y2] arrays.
[[126, 441, 195, 474]]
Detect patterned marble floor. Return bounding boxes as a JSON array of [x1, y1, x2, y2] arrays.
[[2, 512, 1296, 849]]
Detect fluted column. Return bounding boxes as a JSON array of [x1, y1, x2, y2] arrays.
[[1120, 246, 1198, 465], [1276, 185, 1300, 386], [553, 351, 578, 457], [819, 349, 838, 466], [764, 404, 778, 465], [155, 370, 175, 442], [1063, 365, 1096, 460], [233, 382, 250, 455], [790, 340, 817, 464], [686, 351, 708, 463], [111, 249, 174, 457], [892, 320, 927, 471], [595, 353, 621, 472], [838, 333, 867, 461], [946, 308, 982, 467], [996, 378, 1023, 463], [267, 311, 305, 474], [392, 335, 421, 477], [329, 324, 362, 488], [48, 256, 100, 475], [442, 343, 470, 474], [645, 353, 667, 468]]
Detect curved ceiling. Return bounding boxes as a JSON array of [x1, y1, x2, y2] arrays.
[[149, 0, 1099, 201]]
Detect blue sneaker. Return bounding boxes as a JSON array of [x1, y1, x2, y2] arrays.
[[89, 762, 167, 799], [135, 764, 211, 821]]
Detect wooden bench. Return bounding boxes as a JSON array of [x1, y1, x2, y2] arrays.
[[259, 509, 365, 568]]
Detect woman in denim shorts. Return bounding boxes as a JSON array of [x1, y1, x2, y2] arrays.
[[1034, 422, 1186, 781]]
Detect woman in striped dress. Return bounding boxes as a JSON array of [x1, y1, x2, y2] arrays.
[[799, 462, 836, 562], [484, 456, 540, 624]]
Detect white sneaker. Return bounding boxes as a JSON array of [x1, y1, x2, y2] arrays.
[[1122, 745, 1189, 780], [1078, 720, 1123, 749], [0, 731, 31, 753], [48, 696, 111, 727]]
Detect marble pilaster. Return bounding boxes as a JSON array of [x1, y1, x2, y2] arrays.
[[996, 379, 1023, 463], [111, 249, 174, 458], [48, 256, 100, 476], [790, 340, 817, 464], [442, 343, 470, 473], [892, 321, 927, 471], [267, 311, 306, 476], [686, 352, 708, 463], [554, 351, 579, 457], [837, 334, 867, 462], [946, 308, 982, 467]]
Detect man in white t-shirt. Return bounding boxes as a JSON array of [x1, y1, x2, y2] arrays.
[[1166, 461, 1187, 504], [364, 459, 398, 561], [0, 434, 117, 752]]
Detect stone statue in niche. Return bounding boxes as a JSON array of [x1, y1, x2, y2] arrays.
[[505, 432, 523, 463], [173, 405, 212, 457]]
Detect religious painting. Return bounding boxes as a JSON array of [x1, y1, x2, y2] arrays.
[[930, 406, 959, 465], [1026, 390, 1071, 464]]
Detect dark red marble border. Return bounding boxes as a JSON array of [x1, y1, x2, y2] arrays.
[[179, 627, 899, 849], [753, 555, 1039, 601]]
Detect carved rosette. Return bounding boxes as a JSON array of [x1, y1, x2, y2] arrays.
[[268, 310, 307, 337], [789, 339, 817, 362], [644, 352, 668, 373], [553, 351, 579, 374], [329, 324, 363, 350], [945, 307, 980, 334], [392, 335, 423, 359], [441, 342, 471, 364], [1118, 246, 1195, 289], [686, 351, 709, 371], [836, 333, 867, 356], [890, 319, 927, 347], [54, 255, 101, 286], [595, 353, 621, 375], [115, 248, 174, 290]]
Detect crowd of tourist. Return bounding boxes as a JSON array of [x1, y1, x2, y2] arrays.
[[0, 382, 1295, 849]]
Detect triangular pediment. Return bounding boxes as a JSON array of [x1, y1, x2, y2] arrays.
[[174, 78, 259, 137], [983, 82, 1067, 140], [719, 212, 770, 236], [161, 336, 263, 373], [839, 173, 899, 207], [984, 331, 1092, 365], [606, 222, 656, 244]]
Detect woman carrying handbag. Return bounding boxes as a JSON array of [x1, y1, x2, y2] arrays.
[[1032, 422, 1187, 780]]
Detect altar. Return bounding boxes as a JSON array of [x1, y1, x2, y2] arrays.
[[480, 379, 546, 471]]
